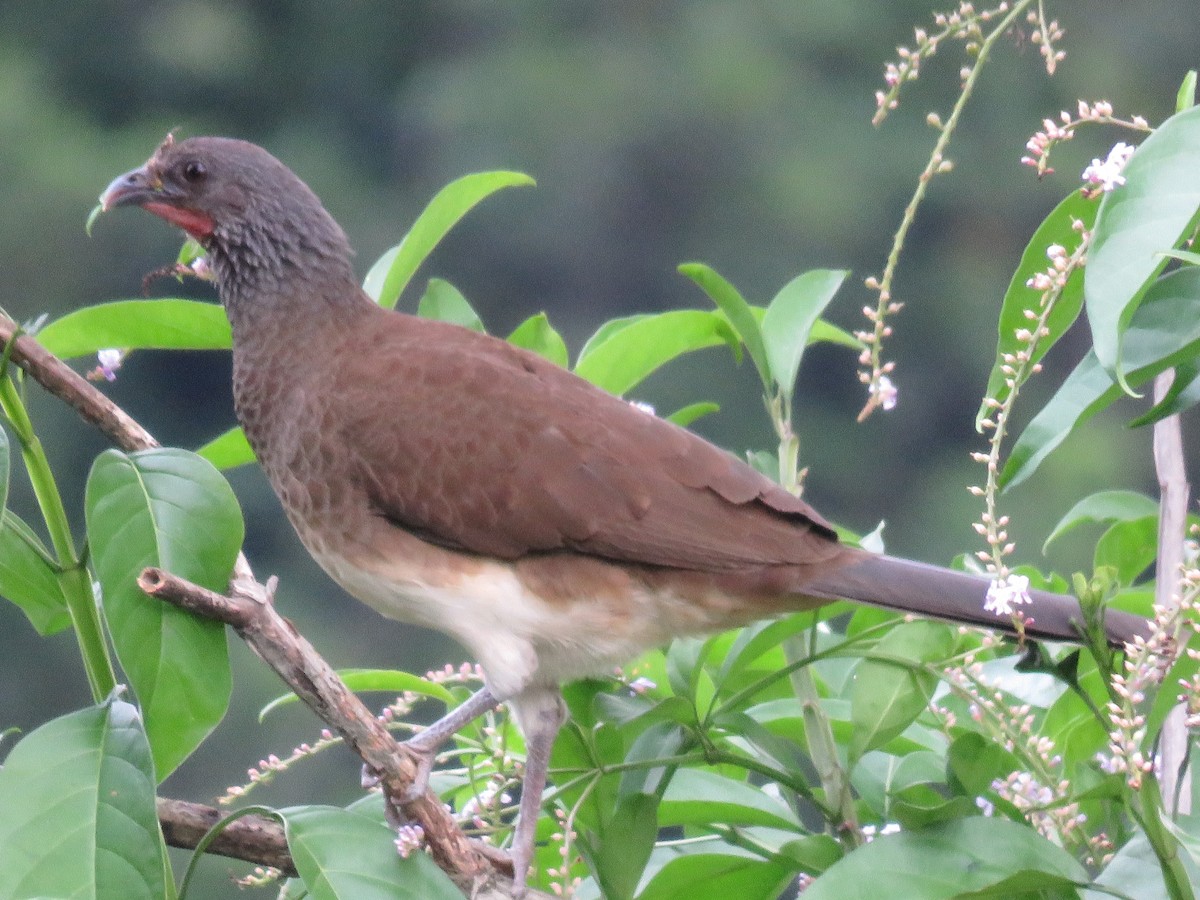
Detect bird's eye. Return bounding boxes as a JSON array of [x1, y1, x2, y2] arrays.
[[182, 160, 207, 182]]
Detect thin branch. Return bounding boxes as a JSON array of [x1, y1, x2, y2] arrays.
[[139, 567, 523, 896]]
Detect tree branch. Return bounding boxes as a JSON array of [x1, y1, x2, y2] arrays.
[[139, 567, 509, 890], [0, 313, 157, 452], [156, 798, 296, 876], [2, 313, 534, 898]]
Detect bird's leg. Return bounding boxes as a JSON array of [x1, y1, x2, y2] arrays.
[[509, 687, 567, 898], [364, 686, 499, 806]]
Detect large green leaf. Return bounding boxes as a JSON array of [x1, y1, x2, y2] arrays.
[[1043, 490, 1159, 552], [658, 768, 800, 830], [363, 170, 535, 309], [803, 817, 1088, 899], [679, 262, 770, 386], [0, 698, 168, 900], [848, 621, 952, 761], [637, 851, 795, 900], [573, 310, 738, 395], [0, 510, 69, 634], [85, 448, 243, 778], [1003, 267, 1200, 489], [761, 269, 848, 398], [1086, 105, 1200, 385], [978, 190, 1099, 425], [282, 805, 462, 899], [37, 299, 231, 359], [591, 792, 659, 900]]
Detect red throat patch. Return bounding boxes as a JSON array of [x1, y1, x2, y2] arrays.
[[143, 202, 215, 241]]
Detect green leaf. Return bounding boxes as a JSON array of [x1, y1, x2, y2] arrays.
[[196, 425, 256, 470], [37, 299, 231, 359], [85, 448, 243, 778], [1161, 248, 1200, 267], [0, 510, 69, 634], [573, 310, 738, 395], [282, 805, 462, 899], [665, 401, 720, 427], [1043, 490, 1159, 552], [0, 698, 168, 900], [1086, 105, 1200, 386], [978, 191, 1099, 426], [658, 769, 800, 830], [947, 732, 1018, 797], [592, 792, 658, 900], [1094, 517, 1158, 586], [848, 622, 951, 761], [1128, 361, 1200, 426], [678, 262, 770, 385], [176, 237, 206, 266], [1180, 70, 1199, 112], [637, 852, 795, 900], [259, 669, 457, 720], [416, 278, 485, 331], [507, 312, 569, 367], [802, 818, 1089, 900], [363, 170, 535, 309], [1003, 267, 1200, 489], [761, 269, 848, 398]]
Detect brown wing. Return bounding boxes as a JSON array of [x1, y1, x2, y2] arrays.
[[335, 310, 843, 571]]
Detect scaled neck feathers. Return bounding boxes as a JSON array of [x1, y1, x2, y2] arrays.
[[204, 180, 363, 333]]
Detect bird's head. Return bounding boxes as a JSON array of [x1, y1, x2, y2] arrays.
[[100, 134, 355, 305]]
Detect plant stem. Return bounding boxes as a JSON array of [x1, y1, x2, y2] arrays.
[[0, 373, 115, 699], [1136, 774, 1194, 900]]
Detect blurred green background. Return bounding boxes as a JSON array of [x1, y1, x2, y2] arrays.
[[0, 0, 1195, 893]]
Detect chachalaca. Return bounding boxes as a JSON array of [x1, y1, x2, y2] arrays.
[[99, 135, 1150, 894]]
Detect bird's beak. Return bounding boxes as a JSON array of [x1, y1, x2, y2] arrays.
[[99, 164, 163, 212]]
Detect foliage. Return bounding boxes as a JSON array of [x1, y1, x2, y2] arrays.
[[3, 6, 1200, 900]]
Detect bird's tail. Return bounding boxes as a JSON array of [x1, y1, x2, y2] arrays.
[[806, 553, 1149, 647]]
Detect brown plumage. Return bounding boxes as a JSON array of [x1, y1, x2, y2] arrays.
[[100, 136, 1149, 893]]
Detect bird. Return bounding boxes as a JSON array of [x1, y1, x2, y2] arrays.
[[99, 135, 1149, 894]]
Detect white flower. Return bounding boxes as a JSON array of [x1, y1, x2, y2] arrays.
[[628, 677, 657, 695], [87, 348, 124, 382], [985, 573, 1032, 616], [1082, 142, 1135, 192], [870, 374, 898, 411]]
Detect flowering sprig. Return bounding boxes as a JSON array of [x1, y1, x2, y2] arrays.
[[1027, 6, 1065, 75], [939, 643, 1109, 862], [873, 2, 1011, 128], [1021, 100, 1150, 178], [1104, 585, 1197, 790], [860, 0, 1034, 420], [971, 231, 1088, 599], [220, 662, 489, 805]]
